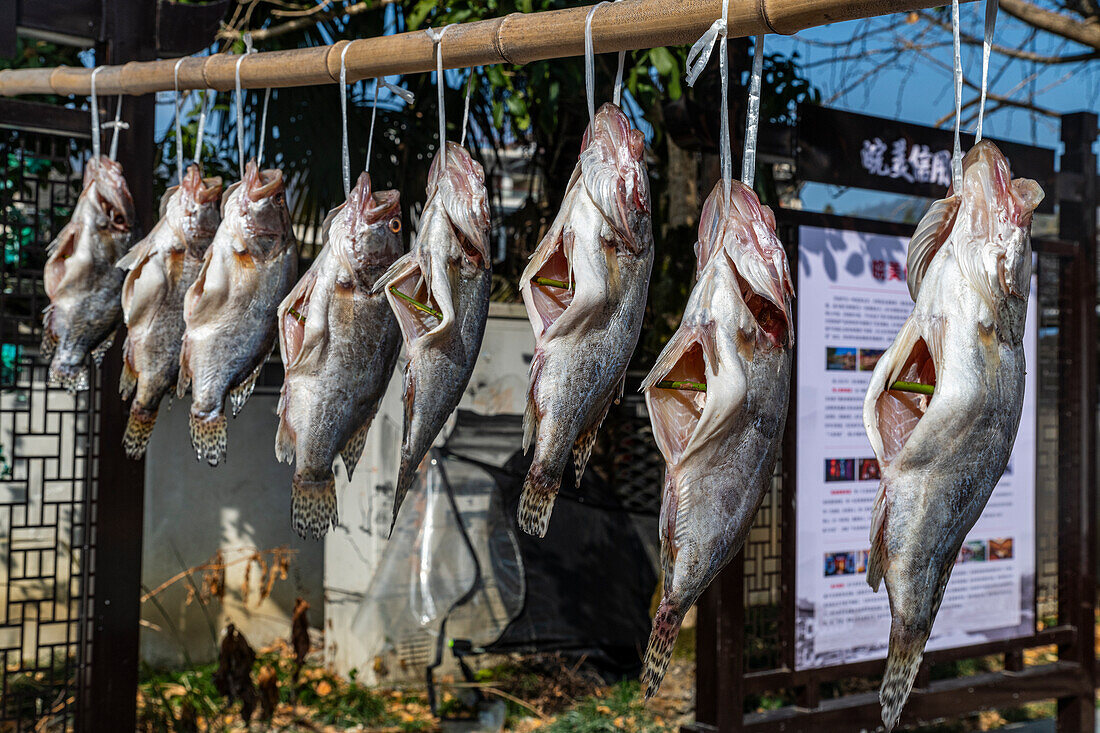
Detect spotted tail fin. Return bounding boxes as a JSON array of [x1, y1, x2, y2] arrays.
[[879, 623, 928, 731], [189, 411, 227, 466], [123, 405, 158, 459], [640, 599, 684, 699], [292, 474, 338, 540]]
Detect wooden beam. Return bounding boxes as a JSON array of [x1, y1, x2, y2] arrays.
[[0, 0, 977, 97]]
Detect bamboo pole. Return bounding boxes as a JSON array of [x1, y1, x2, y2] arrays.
[[0, 0, 973, 98]]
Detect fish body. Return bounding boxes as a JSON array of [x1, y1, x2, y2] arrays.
[[117, 165, 222, 458], [518, 102, 654, 538], [863, 140, 1043, 730], [275, 172, 404, 539], [639, 180, 794, 697], [43, 156, 135, 392], [374, 142, 492, 530], [178, 160, 298, 465]]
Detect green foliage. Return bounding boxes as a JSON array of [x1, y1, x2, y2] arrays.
[[542, 680, 671, 732]]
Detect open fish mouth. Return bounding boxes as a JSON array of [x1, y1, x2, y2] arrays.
[[243, 161, 284, 202]]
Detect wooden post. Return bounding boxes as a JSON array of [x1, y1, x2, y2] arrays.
[[1055, 111, 1097, 733], [82, 1, 155, 730]]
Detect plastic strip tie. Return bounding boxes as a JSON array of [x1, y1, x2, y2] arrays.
[[975, 0, 998, 142], [950, 0, 963, 192], [584, 2, 609, 123], [89, 67, 104, 161], [425, 25, 453, 151], [173, 58, 186, 183], [742, 35, 764, 189]]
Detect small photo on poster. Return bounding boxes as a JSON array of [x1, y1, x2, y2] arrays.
[[858, 458, 880, 481], [825, 552, 857, 576], [826, 347, 858, 371], [825, 458, 856, 482], [958, 540, 988, 564], [859, 348, 886, 371], [856, 550, 870, 574], [989, 538, 1014, 560]]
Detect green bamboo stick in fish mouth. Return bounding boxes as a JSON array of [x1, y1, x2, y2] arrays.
[[388, 286, 443, 320], [655, 379, 707, 392], [889, 380, 934, 395], [530, 276, 575, 291]]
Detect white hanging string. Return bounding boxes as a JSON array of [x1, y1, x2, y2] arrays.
[[975, 0, 999, 142], [107, 94, 126, 161], [173, 58, 186, 183], [366, 79, 414, 173], [425, 25, 452, 152], [610, 0, 626, 107], [584, 2, 609, 123], [340, 42, 352, 198], [460, 72, 474, 148], [89, 67, 104, 161], [741, 36, 765, 189], [685, 0, 732, 195], [950, 0, 963, 192]]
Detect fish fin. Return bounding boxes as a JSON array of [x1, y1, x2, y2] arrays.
[[120, 241, 167, 327], [229, 348, 270, 417], [518, 461, 560, 538], [49, 362, 89, 395], [640, 599, 684, 699], [115, 241, 146, 271], [292, 474, 338, 540], [123, 405, 158, 459], [867, 481, 888, 592], [658, 471, 677, 578], [176, 335, 192, 399], [91, 331, 115, 367], [119, 338, 138, 400], [906, 195, 959, 301], [522, 351, 544, 455], [572, 392, 614, 484], [340, 417, 374, 481], [190, 411, 227, 466], [274, 386, 295, 465], [43, 223, 78, 299], [41, 305, 58, 360], [880, 623, 927, 732]]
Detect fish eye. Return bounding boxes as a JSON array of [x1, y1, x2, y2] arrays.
[[389, 218, 401, 234]]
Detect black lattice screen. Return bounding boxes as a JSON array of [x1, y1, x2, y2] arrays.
[[0, 126, 97, 731]]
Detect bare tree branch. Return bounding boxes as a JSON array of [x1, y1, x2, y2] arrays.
[[917, 9, 1100, 62], [1000, 0, 1100, 50], [217, 0, 397, 42]]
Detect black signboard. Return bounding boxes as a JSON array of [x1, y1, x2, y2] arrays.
[[797, 105, 1056, 213]]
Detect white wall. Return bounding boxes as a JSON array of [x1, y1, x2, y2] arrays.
[[140, 388, 325, 667], [324, 303, 534, 680]]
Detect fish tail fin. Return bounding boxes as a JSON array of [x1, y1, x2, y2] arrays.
[[291, 473, 338, 540], [189, 411, 227, 466], [389, 453, 418, 537], [640, 599, 684, 699], [880, 623, 928, 731], [48, 360, 89, 395], [518, 460, 560, 538], [123, 404, 158, 459]]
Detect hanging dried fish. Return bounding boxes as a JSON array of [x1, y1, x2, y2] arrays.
[[640, 179, 793, 697], [42, 156, 135, 393], [275, 172, 404, 539], [864, 140, 1042, 730], [518, 102, 653, 538], [178, 160, 297, 465], [117, 164, 222, 457]]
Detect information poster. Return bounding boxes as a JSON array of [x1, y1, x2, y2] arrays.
[[794, 224, 1037, 670]]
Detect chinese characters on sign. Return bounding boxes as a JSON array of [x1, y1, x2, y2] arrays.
[[860, 137, 954, 187]]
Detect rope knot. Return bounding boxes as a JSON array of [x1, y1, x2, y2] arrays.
[[685, 18, 728, 87]]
